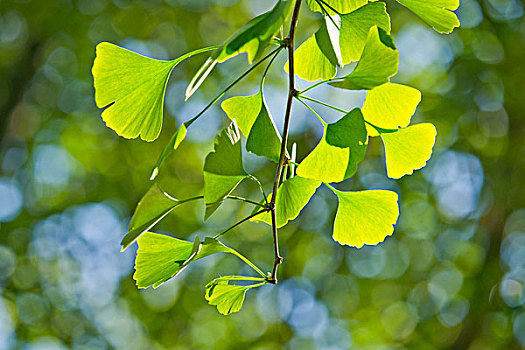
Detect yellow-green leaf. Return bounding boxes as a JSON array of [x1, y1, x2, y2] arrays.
[[396, 0, 460, 34], [362, 83, 421, 137], [205, 280, 249, 315], [381, 123, 437, 179], [330, 26, 398, 90], [92, 42, 214, 141], [306, 0, 367, 15], [330, 189, 399, 248], [340, 2, 391, 64]]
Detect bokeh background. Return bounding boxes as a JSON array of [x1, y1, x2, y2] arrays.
[[1, 0, 525, 349]]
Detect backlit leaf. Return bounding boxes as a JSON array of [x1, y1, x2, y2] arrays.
[[340, 2, 391, 64], [381, 123, 437, 179], [296, 109, 367, 183], [396, 0, 460, 34], [185, 0, 293, 99], [150, 123, 188, 180], [205, 279, 249, 315], [362, 83, 421, 137], [290, 16, 342, 82], [252, 176, 321, 228], [330, 26, 398, 90], [221, 90, 282, 162], [203, 121, 249, 218], [92, 42, 214, 141], [306, 0, 367, 15], [330, 188, 399, 248], [121, 184, 179, 250]]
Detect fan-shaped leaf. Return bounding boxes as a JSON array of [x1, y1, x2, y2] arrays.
[[381, 123, 437, 179], [330, 188, 399, 248], [396, 0, 460, 34]]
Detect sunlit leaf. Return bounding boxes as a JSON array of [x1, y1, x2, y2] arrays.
[[150, 123, 188, 180], [340, 2, 391, 64], [121, 184, 179, 250], [185, 0, 293, 99], [296, 109, 367, 183], [396, 0, 460, 34], [290, 16, 342, 82], [134, 234, 261, 289], [205, 279, 249, 315], [221, 90, 282, 162], [92, 42, 214, 141], [203, 121, 249, 218], [330, 188, 399, 248], [306, 0, 367, 15], [362, 83, 421, 137], [252, 176, 321, 228], [381, 123, 437, 179], [330, 26, 398, 90]]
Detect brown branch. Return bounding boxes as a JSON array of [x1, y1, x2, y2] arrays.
[[268, 0, 302, 285]]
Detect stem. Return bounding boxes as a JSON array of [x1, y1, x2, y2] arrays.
[[300, 95, 346, 113], [249, 175, 269, 206], [296, 96, 326, 125], [227, 195, 266, 208], [213, 209, 268, 239], [315, 0, 342, 15], [185, 46, 284, 128], [268, 0, 303, 285], [298, 78, 342, 95]]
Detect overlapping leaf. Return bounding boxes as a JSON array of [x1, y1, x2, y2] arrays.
[[186, 0, 293, 99], [330, 188, 399, 248], [205, 276, 266, 315], [121, 184, 180, 250], [203, 121, 249, 219], [296, 108, 368, 183], [381, 123, 437, 179], [92, 42, 214, 141], [134, 234, 262, 289], [330, 26, 398, 90], [221, 90, 282, 162], [150, 123, 188, 180], [290, 16, 342, 82], [362, 83, 421, 137], [306, 0, 367, 15], [396, 0, 460, 34], [252, 176, 321, 228], [339, 2, 391, 64]]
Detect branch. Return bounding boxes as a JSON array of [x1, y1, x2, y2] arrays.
[[268, 0, 303, 285]]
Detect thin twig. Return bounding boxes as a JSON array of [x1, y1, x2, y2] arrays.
[[268, 0, 303, 285], [214, 209, 267, 239]]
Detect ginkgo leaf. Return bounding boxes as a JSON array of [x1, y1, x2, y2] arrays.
[[381, 123, 437, 179], [330, 188, 399, 248], [92, 42, 214, 141], [296, 109, 367, 183], [203, 121, 249, 218], [396, 0, 460, 34], [290, 16, 342, 82], [252, 176, 321, 228], [134, 234, 262, 289], [185, 0, 293, 100], [339, 2, 391, 64], [150, 123, 188, 180], [362, 83, 421, 137], [221, 90, 282, 162], [330, 26, 398, 90], [306, 0, 367, 15], [121, 184, 179, 251], [205, 280, 249, 315]]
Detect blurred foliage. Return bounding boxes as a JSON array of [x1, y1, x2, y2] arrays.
[[1, 0, 525, 349]]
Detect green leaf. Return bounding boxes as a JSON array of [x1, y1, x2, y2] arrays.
[[340, 2, 391, 64], [330, 188, 399, 248], [121, 184, 180, 250], [134, 234, 262, 289], [150, 123, 188, 180], [306, 0, 367, 15], [362, 83, 421, 137], [221, 90, 282, 162], [203, 121, 249, 218], [381, 123, 437, 179], [252, 176, 321, 228], [296, 109, 367, 183], [92, 42, 214, 141], [290, 16, 342, 82], [330, 26, 398, 90], [396, 0, 460, 34], [185, 0, 293, 99], [205, 279, 248, 315]]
